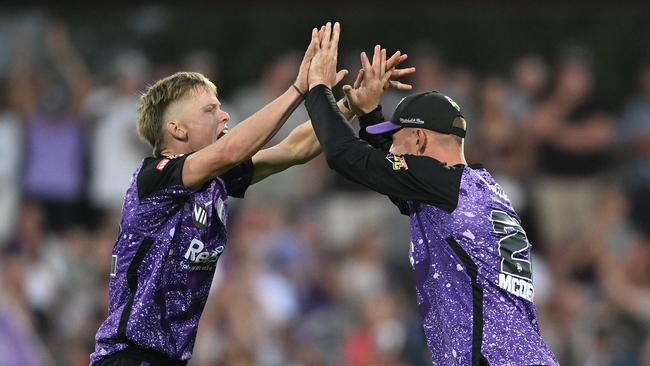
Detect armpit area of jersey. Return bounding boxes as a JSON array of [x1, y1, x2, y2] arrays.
[[219, 158, 254, 198]]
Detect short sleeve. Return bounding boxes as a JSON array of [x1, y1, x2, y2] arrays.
[[137, 155, 190, 200]]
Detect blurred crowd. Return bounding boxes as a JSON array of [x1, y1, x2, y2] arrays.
[[0, 14, 649, 366]]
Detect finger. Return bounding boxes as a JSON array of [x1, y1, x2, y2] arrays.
[[380, 48, 387, 75], [322, 22, 332, 49], [381, 68, 392, 84], [331, 22, 340, 50], [393, 54, 409, 68], [360, 51, 372, 72], [385, 50, 401, 70], [316, 26, 325, 47], [304, 28, 319, 58], [387, 80, 413, 91], [335, 69, 349, 85], [372, 45, 381, 74], [353, 69, 364, 89], [391, 67, 417, 78], [342, 84, 355, 103]]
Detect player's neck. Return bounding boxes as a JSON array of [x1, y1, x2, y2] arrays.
[[160, 143, 192, 158], [426, 148, 466, 167]]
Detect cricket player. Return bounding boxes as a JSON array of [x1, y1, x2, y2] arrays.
[[305, 22, 559, 365], [90, 25, 412, 365]]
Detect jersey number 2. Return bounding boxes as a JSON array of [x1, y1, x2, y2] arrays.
[[490, 210, 532, 280]]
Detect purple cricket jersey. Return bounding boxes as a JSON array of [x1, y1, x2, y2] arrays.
[[408, 166, 558, 366], [91, 154, 253, 365]]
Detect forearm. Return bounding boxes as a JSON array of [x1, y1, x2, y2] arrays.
[[48, 38, 93, 110], [183, 87, 302, 188], [288, 99, 355, 162], [305, 84, 358, 160], [249, 99, 354, 184], [225, 86, 303, 161]]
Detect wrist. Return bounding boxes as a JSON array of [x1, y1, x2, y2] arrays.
[[357, 104, 378, 116], [292, 84, 306, 99], [308, 80, 328, 90], [358, 105, 384, 126], [337, 98, 356, 120]]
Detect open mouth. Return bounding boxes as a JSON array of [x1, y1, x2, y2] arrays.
[[217, 128, 229, 139]]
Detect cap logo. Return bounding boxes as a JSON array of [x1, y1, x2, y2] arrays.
[[399, 117, 425, 125], [444, 95, 461, 112]]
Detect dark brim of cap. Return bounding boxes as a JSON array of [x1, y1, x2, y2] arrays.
[[365, 121, 402, 135]]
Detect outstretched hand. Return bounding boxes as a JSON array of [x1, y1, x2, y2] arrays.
[[343, 45, 416, 115], [294, 27, 321, 96], [307, 22, 348, 90]]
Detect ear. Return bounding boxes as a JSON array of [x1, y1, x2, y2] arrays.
[[165, 120, 188, 142], [416, 129, 427, 154]]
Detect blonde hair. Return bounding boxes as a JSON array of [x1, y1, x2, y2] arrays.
[[137, 71, 216, 156]]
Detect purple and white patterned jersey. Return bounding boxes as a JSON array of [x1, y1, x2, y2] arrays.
[[408, 166, 558, 365], [91, 154, 253, 365]]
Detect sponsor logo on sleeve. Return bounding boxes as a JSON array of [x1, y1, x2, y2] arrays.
[[156, 158, 170, 171], [386, 154, 409, 170]]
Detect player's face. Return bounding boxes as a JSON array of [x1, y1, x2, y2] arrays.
[[389, 128, 419, 155], [180, 87, 230, 151]]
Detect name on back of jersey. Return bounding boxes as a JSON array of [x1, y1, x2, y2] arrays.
[[498, 273, 534, 301]]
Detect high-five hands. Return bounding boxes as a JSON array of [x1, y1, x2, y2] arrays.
[[294, 27, 321, 96], [343, 45, 416, 115], [304, 21, 416, 116], [308, 22, 349, 90]]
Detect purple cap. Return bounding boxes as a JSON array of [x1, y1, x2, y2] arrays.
[[365, 121, 402, 135]]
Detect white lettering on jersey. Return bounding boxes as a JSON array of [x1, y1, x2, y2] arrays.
[[498, 272, 534, 301], [184, 238, 225, 269]]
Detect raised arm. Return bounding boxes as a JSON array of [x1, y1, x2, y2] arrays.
[[249, 25, 414, 184], [304, 23, 460, 211], [250, 99, 354, 184], [182, 28, 320, 188]]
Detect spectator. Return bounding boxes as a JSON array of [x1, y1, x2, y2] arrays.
[[9, 21, 93, 232], [529, 46, 615, 248]]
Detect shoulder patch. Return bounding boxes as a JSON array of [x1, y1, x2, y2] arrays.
[[156, 158, 170, 171], [386, 153, 409, 170]]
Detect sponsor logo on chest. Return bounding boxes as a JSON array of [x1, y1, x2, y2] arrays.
[[183, 238, 225, 271]]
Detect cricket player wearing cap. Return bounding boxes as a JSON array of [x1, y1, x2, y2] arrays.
[[305, 22, 559, 365]]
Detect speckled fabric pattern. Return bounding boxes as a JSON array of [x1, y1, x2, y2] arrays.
[[408, 166, 559, 366], [91, 161, 229, 364]]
